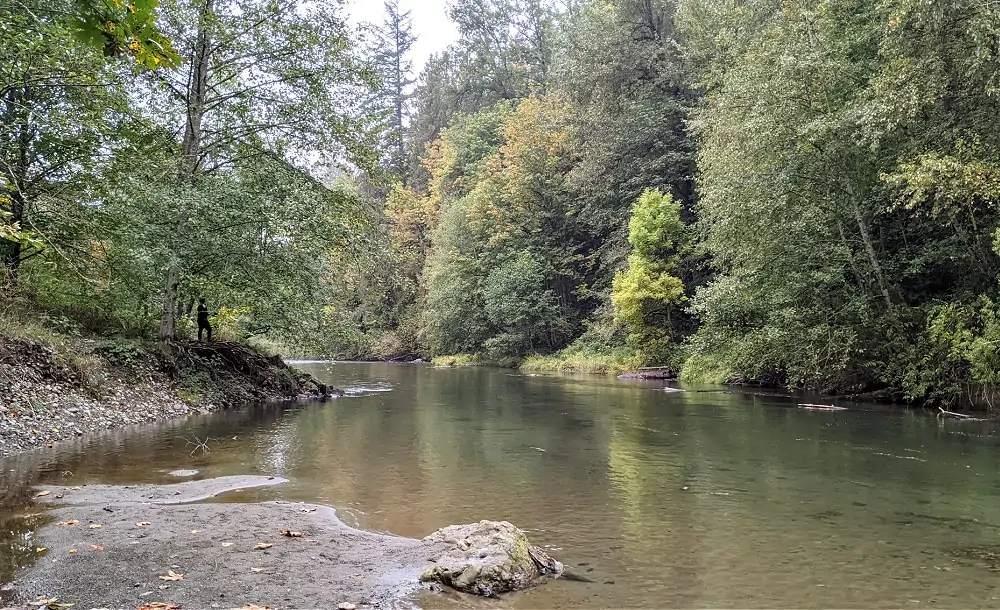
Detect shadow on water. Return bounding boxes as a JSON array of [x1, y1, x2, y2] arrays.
[[5, 363, 1000, 607]]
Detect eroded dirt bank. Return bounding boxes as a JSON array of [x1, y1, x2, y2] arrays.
[[0, 336, 328, 457], [3, 477, 551, 610]]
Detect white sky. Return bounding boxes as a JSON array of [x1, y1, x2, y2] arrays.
[[347, 0, 459, 73]]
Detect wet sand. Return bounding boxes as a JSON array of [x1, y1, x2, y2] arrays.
[[5, 476, 455, 609]]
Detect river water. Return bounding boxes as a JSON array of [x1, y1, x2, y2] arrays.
[[4, 363, 1000, 607]]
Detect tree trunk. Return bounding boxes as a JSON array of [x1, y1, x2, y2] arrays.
[[160, 0, 213, 340], [850, 200, 892, 309], [159, 263, 180, 341], [2, 87, 31, 290]]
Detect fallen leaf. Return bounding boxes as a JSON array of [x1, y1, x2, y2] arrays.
[[68, 486, 81, 491], [68, 548, 77, 554], [88, 523, 102, 529], [56, 520, 78, 526], [35, 547, 46, 553], [279, 530, 303, 538], [253, 543, 273, 550], [190, 530, 201, 534], [237, 606, 272, 610], [136, 522, 152, 527], [158, 570, 184, 582], [250, 567, 263, 573], [299, 508, 317, 513], [90, 545, 104, 551], [33, 490, 51, 498], [137, 604, 181, 610], [28, 598, 57, 607], [221, 542, 233, 547]]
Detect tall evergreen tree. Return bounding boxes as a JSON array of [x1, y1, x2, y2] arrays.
[[370, 0, 416, 184]]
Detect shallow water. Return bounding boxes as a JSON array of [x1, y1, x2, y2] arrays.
[[5, 363, 1000, 607]]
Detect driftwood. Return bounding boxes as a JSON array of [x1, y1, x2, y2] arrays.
[[798, 403, 848, 411], [937, 407, 983, 421]]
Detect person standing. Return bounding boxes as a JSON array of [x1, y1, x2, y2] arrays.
[[197, 298, 213, 343]]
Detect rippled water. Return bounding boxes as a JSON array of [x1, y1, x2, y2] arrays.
[[5, 363, 1000, 608]]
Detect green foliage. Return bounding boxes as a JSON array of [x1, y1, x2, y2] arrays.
[[900, 299, 1000, 407], [611, 190, 687, 366], [70, 0, 180, 68]]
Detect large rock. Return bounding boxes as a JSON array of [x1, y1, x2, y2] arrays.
[[420, 520, 563, 597]]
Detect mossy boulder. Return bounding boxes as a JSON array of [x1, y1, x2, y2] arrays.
[[420, 520, 563, 597]]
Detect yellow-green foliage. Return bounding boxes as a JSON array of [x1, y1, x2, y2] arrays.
[[610, 189, 687, 364], [521, 349, 643, 375], [432, 353, 481, 367], [627, 189, 685, 259], [611, 256, 685, 330]]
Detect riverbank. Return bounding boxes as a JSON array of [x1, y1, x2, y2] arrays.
[[3, 476, 560, 609], [0, 333, 328, 458]]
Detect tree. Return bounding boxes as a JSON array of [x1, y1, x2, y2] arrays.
[[611, 189, 686, 364], [142, 0, 374, 340], [369, 0, 416, 184], [0, 2, 128, 287], [558, 0, 696, 285]]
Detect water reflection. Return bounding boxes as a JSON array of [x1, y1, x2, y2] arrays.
[[4, 364, 1000, 607]]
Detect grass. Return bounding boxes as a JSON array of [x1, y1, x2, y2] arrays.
[[678, 353, 733, 384], [521, 347, 644, 376], [0, 298, 113, 395], [431, 353, 482, 367]]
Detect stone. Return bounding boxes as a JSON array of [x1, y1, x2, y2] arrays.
[[420, 520, 563, 596]]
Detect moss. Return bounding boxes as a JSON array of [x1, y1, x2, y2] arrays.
[[510, 534, 531, 566]]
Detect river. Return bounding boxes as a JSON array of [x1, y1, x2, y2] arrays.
[[4, 363, 1000, 608]]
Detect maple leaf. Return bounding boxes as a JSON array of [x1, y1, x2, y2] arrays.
[[253, 543, 273, 550], [279, 530, 303, 538], [30, 597, 58, 606], [158, 570, 184, 582]]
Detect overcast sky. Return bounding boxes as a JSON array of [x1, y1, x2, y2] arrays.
[[348, 0, 459, 73]]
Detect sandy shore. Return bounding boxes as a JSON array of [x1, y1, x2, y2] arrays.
[[3, 476, 457, 610]]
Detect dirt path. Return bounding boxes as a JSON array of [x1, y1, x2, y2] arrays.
[[5, 477, 455, 609]]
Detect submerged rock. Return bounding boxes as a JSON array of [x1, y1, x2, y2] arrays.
[[420, 520, 563, 596]]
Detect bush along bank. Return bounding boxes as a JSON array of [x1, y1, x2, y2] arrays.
[[0, 335, 329, 457]]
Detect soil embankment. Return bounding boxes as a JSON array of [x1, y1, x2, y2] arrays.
[[0, 336, 328, 457]]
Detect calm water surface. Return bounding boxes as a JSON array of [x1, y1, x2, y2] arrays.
[[5, 363, 1000, 608]]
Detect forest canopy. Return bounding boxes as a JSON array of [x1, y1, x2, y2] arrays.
[[3, 0, 999, 409]]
